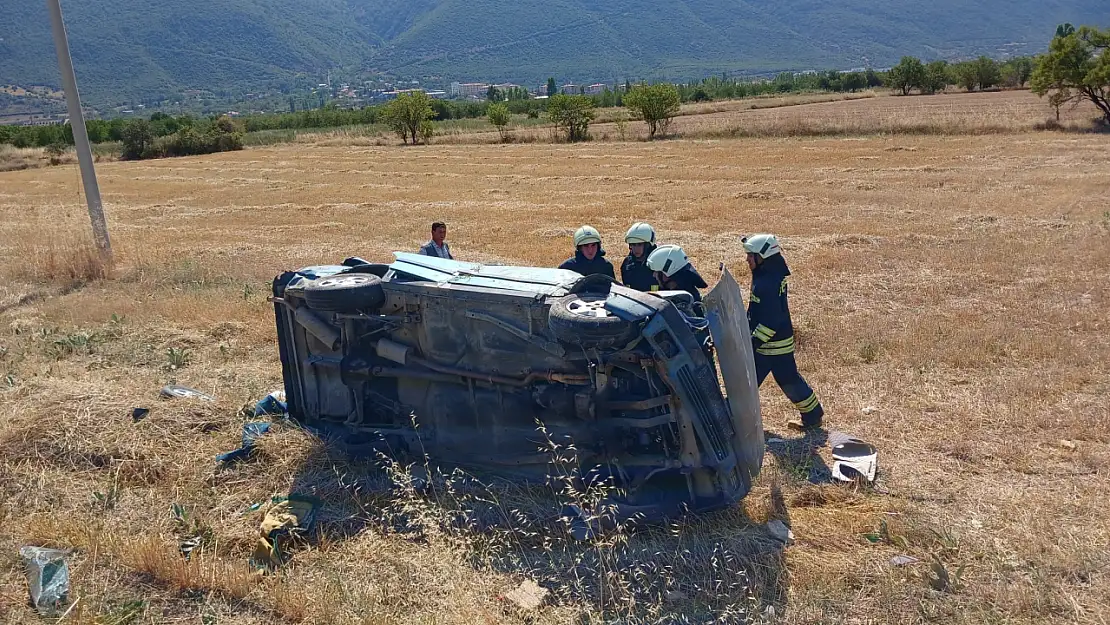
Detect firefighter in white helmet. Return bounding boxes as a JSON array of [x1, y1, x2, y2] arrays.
[[743, 233, 824, 431], [646, 244, 708, 302], [620, 222, 659, 292], [558, 225, 615, 280]]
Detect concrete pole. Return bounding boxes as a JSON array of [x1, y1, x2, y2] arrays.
[[45, 0, 112, 262]]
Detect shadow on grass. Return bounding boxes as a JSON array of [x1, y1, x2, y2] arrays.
[[280, 424, 790, 622]]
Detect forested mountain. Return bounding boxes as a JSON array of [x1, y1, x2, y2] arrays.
[[1, 0, 1106, 104]]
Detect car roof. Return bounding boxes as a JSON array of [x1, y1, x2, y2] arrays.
[[389, 252, 581, 297]]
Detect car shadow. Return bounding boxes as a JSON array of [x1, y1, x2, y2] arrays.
[[764, 427, 833, 484], [276, 426, 789, 621]]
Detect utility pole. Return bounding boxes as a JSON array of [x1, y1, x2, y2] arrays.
[[46, 0, 112, 262]]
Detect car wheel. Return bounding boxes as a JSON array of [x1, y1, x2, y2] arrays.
[[548, 293, 639, 349], [304, 274, 386, 313]]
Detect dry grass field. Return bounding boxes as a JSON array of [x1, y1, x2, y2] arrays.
[[1, 91, 1108, 624]]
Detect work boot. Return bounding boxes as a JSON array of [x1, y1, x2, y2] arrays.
[[787, 417, 822, 432]]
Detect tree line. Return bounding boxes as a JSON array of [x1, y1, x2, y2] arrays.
[[3, 24, 1106, 156]]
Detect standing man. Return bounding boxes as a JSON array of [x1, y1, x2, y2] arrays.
[[645, 244, 708, 302], [419, 222, 453, 259], [742, 234, 824, 431], [620, 222, 658, 292], [558, 225, 615, 279]]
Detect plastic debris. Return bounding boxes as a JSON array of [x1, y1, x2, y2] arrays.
[[829, 431, 878, 483], [664, 590, 689, 603], [160, 385, 216, 402], [216, 422, 272, 464], [131, 407, 150, 422], [861, 406, 879, 415], [1058, 440, 1077, 451], [766, 520, 794, 544], [504, 579, 549, 611], [890, 555, 919, 566], [561, 504, 598, 542], [253, 390, 288, 417], [19, 547, 71, 616], [250, 495, 318, 570]]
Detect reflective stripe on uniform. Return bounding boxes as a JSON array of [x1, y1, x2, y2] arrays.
[[794, 393, 820, 413], [756, 336, 794, 355], [753, 324, 775, 341]]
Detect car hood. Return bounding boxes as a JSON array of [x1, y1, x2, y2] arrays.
[[703, 268, 764, 486], [390, 252, 583, 297]]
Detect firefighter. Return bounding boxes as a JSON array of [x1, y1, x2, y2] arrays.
[[619, 222, 659, 292], [558, 225, 615, 279], [743, 233, 824, 431], [646, 244, 708, 302]]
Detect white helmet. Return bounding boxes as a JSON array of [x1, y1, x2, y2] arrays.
[[573, 225, 602, 247], [742, 233, 781, 259], [646, 244, 689, 277], [625, 222, 656, 245]]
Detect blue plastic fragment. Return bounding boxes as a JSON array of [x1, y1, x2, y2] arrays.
[[216, 422, 273, 464], [253, 392, 288, 417]]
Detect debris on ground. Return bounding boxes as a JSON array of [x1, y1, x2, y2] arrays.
[[504, 579, 549, 611], [19, 546, 71, 616], [216, 422, 272, 464], [250, 495, 318, 570], [890, 555, 919, 566], [829, 431, 878, 483], [766, 520, 794, 544], [664, 590, 689, 603], [561, 504, 599, 541], [1058, 439, 1078, 451], [131, 407, 150, 422], [861, 406, 879, 415], [160, 384, 216, 402], [253, 389, 288, 417]]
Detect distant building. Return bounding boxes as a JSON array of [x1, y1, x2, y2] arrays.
[[561, 84, 579, 94], [583, 83, 606, 95], [449, 82, 490, 98]]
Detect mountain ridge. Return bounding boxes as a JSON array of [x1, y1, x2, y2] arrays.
[[1, 0, 1107, 105]]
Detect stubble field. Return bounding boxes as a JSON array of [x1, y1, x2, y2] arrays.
[[1, 92, 1108, 624]]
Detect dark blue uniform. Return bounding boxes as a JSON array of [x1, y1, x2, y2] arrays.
[[748, 254, 823, 426], [664, 265, 708, 303], [559, 248, 616, 280], [619, 244, 657, 292]]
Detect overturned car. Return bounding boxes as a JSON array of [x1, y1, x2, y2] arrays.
[[271, 253, 764, 521]]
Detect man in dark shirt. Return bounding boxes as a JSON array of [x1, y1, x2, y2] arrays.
[[646, 244, 708, 302], [619, 222, 658, 292], [558, 225, 615, 279], [743, 233, 824, 431], [419, 221, 453, 259]]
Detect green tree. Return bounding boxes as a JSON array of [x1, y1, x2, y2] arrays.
[[843, 72, 867, 92], [547, 78, 557, 97], [951, 61, 979, 91], [486, 85, 502, 102], [487, 103, 511, 141], [887, 56, 926, 95], [546, 94, 594, 142], [623, 82, 681, 138], [120, 119, 155, 159], [1031, 25, 1110, 124], [1001, 57, 1035, 87], [865, 68, 884, 88], [974, 56, 1001, 90], [382, 91, 434, 144], [923, 61, 950, 94]]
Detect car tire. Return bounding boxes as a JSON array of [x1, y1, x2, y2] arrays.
[[548, 293, 639, 349], [304, 274, 386, 313]]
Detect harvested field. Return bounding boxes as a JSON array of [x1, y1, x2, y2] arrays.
[[1, 96, 1108, 624]]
